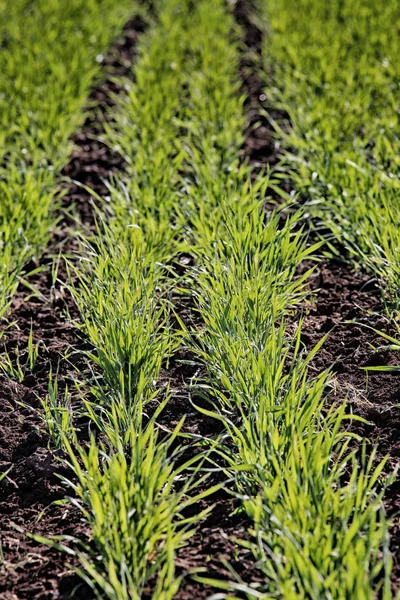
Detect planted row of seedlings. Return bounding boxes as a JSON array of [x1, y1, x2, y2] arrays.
[[0, 0, 399, 598], [0, 0, 145, 595], [253, 0, 400, 594], [0, 0, 139, 320]]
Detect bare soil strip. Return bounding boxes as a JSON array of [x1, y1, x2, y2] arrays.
[[235, 0, 284, 170]]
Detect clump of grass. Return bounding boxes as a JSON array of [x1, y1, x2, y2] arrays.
[[32, 408, 218, 600], [0, 324, 40, 383], [57, 417, 216, 600], [189, 201, 393, 596], [192, 317, 394, 598], [39, 372, 75, 449], [68, 221, 180, 437], [104, 0, 191, 250], [67, 0, 192, 434]]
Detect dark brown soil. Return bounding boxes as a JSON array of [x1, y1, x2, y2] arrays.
[[62, 15, 146, 225], [234, 0, 289, 173], [302, 263, 400, 589]]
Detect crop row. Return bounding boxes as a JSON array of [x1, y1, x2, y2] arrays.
[[0, 0, 136, 320], [260, 0, 400, 308]]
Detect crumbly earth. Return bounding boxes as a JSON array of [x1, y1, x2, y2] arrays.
[[0, 3, 399, 599], [304, 263, 400, 590]]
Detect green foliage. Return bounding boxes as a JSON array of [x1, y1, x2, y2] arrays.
[[0, 0, 136, 318], [175, 0, 395, 594], [68, 0, 193, 434], [0, 323, 40, 382], [105, 0, 188, 235], [191, 228, 393, 596], [40, 372, 75, 449], [69, 220, 180, 437], [193, 324, 393, 598], [71, 0, 245, 434], [191, 204, 318, 356], [259, 0, 400, 307]]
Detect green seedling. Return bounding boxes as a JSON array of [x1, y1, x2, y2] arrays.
[[34, 417, 219, 600], [40, 371, 76, 449], [0, 324, 40, 383]]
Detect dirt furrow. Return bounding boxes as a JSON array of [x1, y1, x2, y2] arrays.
[[303, 263, 400, 588]]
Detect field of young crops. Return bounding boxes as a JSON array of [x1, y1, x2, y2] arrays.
[[0, 0, 399, 598]]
